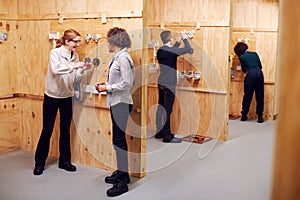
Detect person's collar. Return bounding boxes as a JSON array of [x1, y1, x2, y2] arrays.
[[164, 42, 172, 47], [60, 45, 75, 61], [114, 47, 128, 59], [61, 45, 71, 57]]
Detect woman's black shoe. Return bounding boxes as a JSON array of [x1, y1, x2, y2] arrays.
[[33, 165, 44, 175], [257, 117, 264, 123], [106, 181, 128, 197], [105, 170, 130, 184], [58, 162, 76, 172]]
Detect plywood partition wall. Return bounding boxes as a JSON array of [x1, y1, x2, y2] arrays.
[[0, 18, 21, 153], [144, 0, 231, 141], [0, 0, 281, 176], [272, 1, 300, 199], [229, 0, 279, 120], [0, 0, 146, 177]]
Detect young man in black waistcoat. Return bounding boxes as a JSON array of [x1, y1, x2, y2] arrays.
[[155, 30, 193, 143]]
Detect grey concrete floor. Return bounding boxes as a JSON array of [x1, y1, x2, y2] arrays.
[[0, 119, 276, 200]]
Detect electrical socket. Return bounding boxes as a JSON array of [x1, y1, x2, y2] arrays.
[[101, 13, 107, 24], [2, 33, 8, 40], [0, 32, 8, 42]]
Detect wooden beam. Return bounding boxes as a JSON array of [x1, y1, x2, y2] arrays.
[[147, 83, 227, 95], [148, 21, 229, 28], [17, 10, 143, 21]]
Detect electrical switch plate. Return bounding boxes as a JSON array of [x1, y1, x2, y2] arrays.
[[49, 32, 59, 40], [101, 13, 107, 24], [150, 41, 159, 47], [196, 22, 201, 30]]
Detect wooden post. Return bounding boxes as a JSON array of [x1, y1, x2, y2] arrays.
[[271, 1, 300, 199]]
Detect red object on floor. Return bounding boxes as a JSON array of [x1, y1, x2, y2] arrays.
[[182, 134, 213, 144], [229, 114, 241, 120]]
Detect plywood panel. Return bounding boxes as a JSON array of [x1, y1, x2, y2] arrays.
[[147, 27, 230, 92], [232, 0, 279, 29], [18, 1, 57, 16], [256, 32, 278, 82], [0, 0, 18, 19], [50, 18, 142, 81], [19, 96, 114, 170], [19, 96, 61, 159], [72, 102, 115, 170], [16, 20, 52, 95], [229, 80, 243, 116], [19, 97, 43, 152], [51, 18, 144, 176], [147, 86, 227, 141], [230, 30, 278, 119], [230, 0, 279, 119], [0, 20, 19, 95], [0, 98, 20, 153], [272, 1, 300, 198], [13, 17, 145, 176], [15, 18, 143, 96], [146, 0, 231, 26], [17, 0, 142, 19], [145, 24, 230, 141], [231, 31, 278, 81], [86, 0, 142, 13]]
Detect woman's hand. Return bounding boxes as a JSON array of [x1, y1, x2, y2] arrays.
[[95, 82, 106, 93], [83, 62, 92, 71], [73, 61, 86, 69]]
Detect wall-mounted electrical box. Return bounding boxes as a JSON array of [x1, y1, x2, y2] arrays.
[[92, 34, 101, 43], [150, 41, 159, 47], [48, 32, 60, 40]]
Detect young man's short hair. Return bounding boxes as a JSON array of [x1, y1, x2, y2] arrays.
[[160, 30, 172, 44]]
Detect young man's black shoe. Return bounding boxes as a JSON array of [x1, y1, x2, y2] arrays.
[[240, 115, 248, 121]]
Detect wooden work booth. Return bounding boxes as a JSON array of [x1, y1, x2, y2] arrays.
[[229, 1, 280, 121], [0, 0, 280, 178]]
